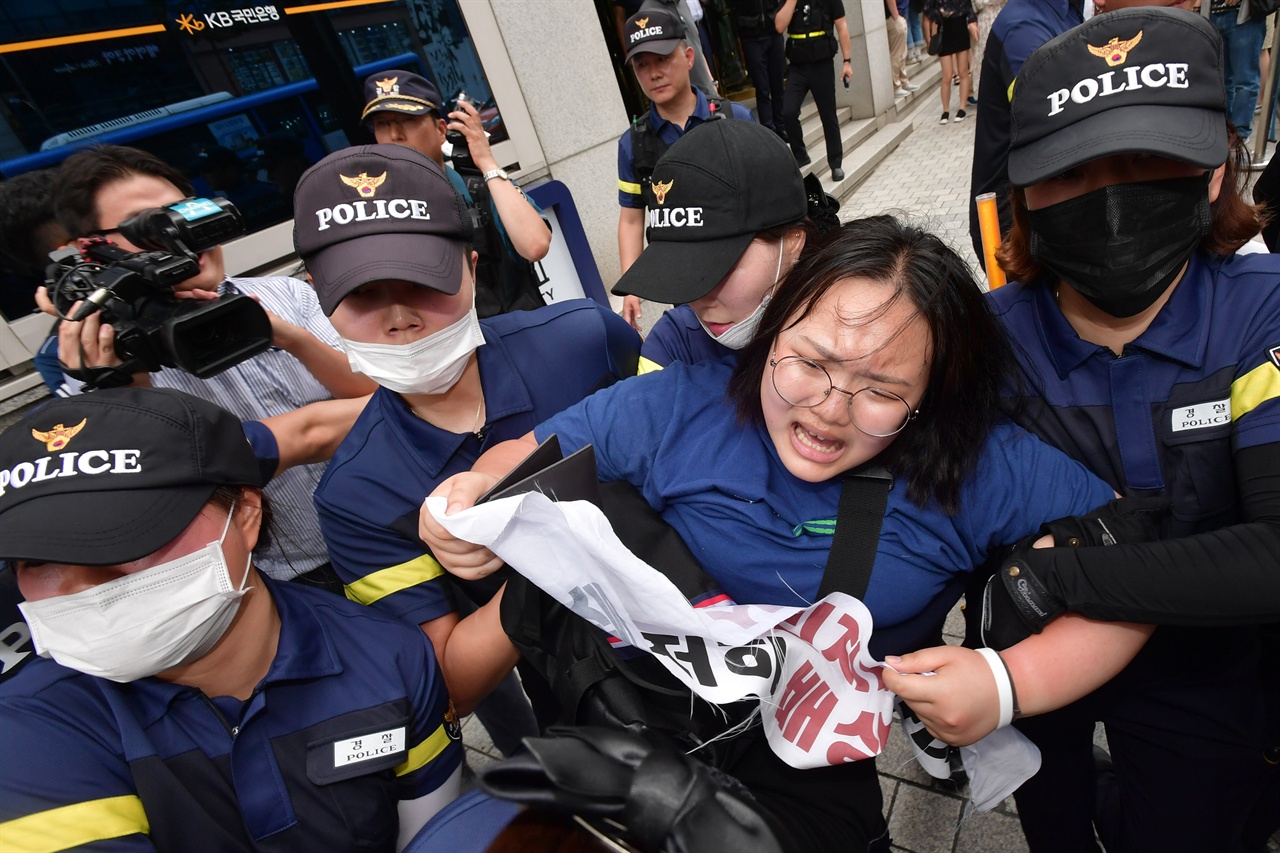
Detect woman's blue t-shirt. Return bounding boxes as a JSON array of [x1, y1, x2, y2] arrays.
[[537, 359, 1113, 642]]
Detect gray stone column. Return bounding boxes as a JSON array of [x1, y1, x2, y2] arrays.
[[487, 0, 631, 293], [839, 0, 897, 120]]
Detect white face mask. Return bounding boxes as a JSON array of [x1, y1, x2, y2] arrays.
[[697, 239, 785, 351], [19, 503, 253, 683], [340, 305, 486, 396]]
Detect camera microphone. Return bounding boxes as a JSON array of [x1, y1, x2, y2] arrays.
[[70, 287, 114, 322]]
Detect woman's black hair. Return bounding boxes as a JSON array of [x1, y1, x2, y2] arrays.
[[727, 215, 1019, 513]]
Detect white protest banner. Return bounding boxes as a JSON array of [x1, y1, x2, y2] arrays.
[[425, 492, 1037, 799]]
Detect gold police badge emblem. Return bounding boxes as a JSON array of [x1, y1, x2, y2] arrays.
[[1087, 32, 1143, 67], [635, 16, 649, 28], [31, 418, 87, 452], [340, 171, 388, 199], [374, 77, 399, 97], [652, 178, 673, 205]]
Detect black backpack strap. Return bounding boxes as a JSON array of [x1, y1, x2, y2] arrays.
[[817, 464, 893, 600], [630, 115, 668, 186]]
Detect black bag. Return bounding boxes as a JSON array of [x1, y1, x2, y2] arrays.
[[927, 30, 942, 56], [500, 466, 894, 751]]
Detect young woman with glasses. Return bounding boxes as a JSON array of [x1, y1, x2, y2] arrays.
[[417, 215, 1152, 852]]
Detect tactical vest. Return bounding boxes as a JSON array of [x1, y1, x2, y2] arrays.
[[736, 0, 784, 37], [785, 1, 837, 64], [455, 170, 549, 319], [629, 97, 734, 211]]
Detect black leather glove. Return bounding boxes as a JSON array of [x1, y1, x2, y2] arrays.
[[478, 725, 783, 853], [980, 497, 1169, 650]]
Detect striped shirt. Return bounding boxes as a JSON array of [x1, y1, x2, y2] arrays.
[[61, 276, 337, 578]]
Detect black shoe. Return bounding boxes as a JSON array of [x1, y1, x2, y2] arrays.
[[939, 112, 949, 125], [954, 109, 966, 122], [795, 152, 811, 167], [832, 167, 845, 181]]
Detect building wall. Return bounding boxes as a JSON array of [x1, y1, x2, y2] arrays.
[[476, 0, 897, 299], [483, 0, 630, 307]]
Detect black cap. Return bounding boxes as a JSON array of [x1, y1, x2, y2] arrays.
[[623, 9, 686, 63], [361, 70, 441, 123], [0, 388, 265, 567], [293, 144, 474, 315], [613, 120, 807, 304], [1008, 7, 1227, 187]]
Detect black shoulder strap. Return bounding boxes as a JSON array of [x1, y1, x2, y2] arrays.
[[816, 464, 893, 600]]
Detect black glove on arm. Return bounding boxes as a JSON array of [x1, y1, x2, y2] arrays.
[[980, 496, 1169, 650], [478, 726, 783, 853]]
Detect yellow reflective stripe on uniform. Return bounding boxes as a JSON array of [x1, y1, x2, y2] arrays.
[[618, 179, 642, 196], [0, 795, 149, 852], [1230, 360, 1280, 421], [637, 356, 666, 375], [1007, 78, 1017, 102], [788, 30, 828, 38], [344, 554, 445, 606], [394, 724, 452, 777]]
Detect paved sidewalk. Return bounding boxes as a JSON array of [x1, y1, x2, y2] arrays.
[[837, 86, 983, 282]]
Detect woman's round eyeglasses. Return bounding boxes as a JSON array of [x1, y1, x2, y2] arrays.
[[770, 354, 918, 437]]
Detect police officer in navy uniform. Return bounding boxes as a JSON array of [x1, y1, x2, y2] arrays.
[[361, 70, 552, 319], [0, 388, 463, 851], [615, 8, 755, 330], [612, 120, 813, 373], [776, 0, 852, 180], [293, 145, 639, 748], [885, 10, 1280, 849]]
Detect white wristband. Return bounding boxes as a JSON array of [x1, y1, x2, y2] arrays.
[[975, 647, 1014, 729]]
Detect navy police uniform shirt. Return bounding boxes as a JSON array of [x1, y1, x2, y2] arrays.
[[536, 358, 1113, 655], [989, 251, 1280, 535], [0, 579, 462, 852], [967, 0, 1082, 259], [639, 304, 733, 373], [314, 299, 640, 626], [617, 90, 755, 209]]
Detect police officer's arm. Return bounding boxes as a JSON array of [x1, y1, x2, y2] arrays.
[[254, 395, 370, 475], [834, 12, 853, 84], [419, 597, 519, 717], [445, 99, 551, 262], [1006, 442, 1280, 626], [618, 208, 645, 274], [774, 0, 797, 33]]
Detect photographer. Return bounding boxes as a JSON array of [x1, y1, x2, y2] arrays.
[[0, 388, 462, 851], [361, 71, 551, 318], [38, 145, 375, 582]]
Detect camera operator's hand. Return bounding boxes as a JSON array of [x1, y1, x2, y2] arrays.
[[447, 98, 552, 263], [54, 300, 150, 387], [445, 98, 497, 172], [34, 286, 58, 318]]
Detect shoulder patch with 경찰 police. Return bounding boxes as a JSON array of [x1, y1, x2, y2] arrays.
[[443, 701, 462, 741], [1269, 344, 1280, 371]]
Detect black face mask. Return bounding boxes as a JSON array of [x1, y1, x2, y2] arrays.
[[1026, 172, 1213, 318]]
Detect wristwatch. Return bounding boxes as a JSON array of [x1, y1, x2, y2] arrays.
[[482, 168, 510, 183]]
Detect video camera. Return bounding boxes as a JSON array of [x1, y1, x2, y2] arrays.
[[45, 197, 273, 390]]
